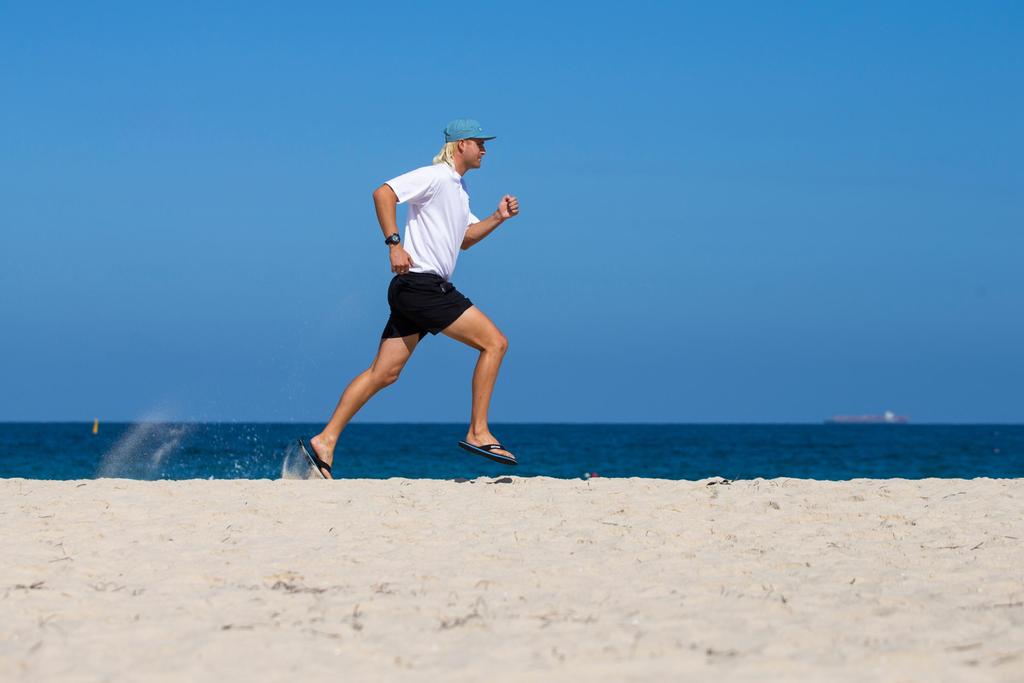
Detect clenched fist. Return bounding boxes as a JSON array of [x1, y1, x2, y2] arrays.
[[498, 194, 520, 220], [390, 244, 415, 274]]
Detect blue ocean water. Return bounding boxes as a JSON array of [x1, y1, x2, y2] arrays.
[[1, 423, 1022, 480]]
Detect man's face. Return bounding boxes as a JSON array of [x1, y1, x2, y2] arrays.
[[459, 138, 486, 169]]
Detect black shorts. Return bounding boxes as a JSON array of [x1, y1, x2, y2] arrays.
[[381, 272, 474, 340]]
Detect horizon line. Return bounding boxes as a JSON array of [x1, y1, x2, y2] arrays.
[[1, 420, 1022, 427]]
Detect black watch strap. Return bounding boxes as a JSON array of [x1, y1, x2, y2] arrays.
[[385, 233, 401, 246]]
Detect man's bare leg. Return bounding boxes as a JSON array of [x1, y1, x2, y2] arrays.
[[309, 333, 420, 478], [441, 306, 513, 460]]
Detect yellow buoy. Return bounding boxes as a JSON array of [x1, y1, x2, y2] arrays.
[[92, 419, 99, 435]]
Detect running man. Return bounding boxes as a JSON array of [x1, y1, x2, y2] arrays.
[[299, 119, 520, 479]]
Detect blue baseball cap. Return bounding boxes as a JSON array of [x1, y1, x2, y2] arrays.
[[443, 118, 496, 142]]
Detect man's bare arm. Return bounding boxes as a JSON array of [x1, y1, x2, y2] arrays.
[[461, 194, 520, 250], [373, 184, 414, 274], [373, 184, 399, 239]]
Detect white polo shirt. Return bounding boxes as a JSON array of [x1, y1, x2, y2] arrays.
[[385, 163, 480, 282]]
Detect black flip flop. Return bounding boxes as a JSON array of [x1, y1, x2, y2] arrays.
[[457, 441, 518, 466], [298, 438, 332, 479]]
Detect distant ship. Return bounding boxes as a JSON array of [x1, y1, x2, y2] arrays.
[[825, 410, 908, 425]]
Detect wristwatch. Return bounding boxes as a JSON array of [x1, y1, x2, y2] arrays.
[[384, 233, 401, 246]]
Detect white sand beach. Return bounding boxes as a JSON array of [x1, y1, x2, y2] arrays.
[[2, 477, 1022, 681]]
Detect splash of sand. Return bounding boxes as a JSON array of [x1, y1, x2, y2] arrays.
[[96, 419, 191, 479]]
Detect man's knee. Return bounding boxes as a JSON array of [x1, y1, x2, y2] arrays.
[[488, 333, 509, 354], [371, 366, 402, 387]]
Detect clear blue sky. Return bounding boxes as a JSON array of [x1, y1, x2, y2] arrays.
[[2, 2, 1021, 423]]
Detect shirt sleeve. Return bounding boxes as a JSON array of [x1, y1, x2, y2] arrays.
[[385, 166, 439, 205], [468, 211, 480, 226]]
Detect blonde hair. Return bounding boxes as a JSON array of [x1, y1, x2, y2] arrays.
[[433, 140, 460, 166]]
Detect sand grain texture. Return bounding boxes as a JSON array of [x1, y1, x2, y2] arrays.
[[2, 477, 1022, 681]]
